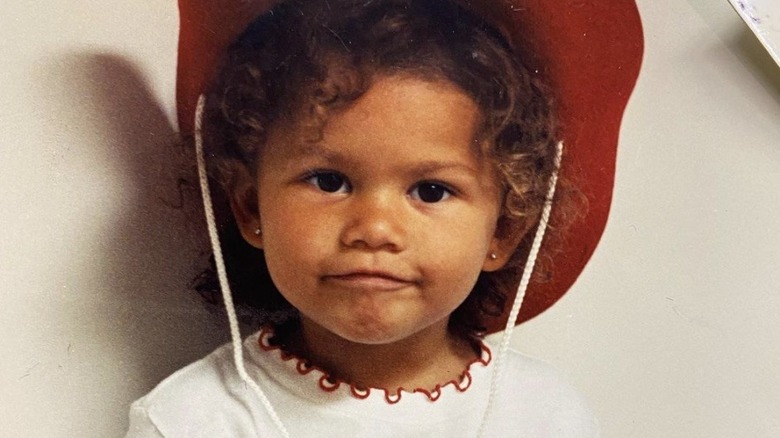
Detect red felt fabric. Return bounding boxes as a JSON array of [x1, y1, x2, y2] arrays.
[[175, 0, 644, 331]]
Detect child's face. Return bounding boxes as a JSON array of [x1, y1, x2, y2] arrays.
[[236, 75, 514, 345]]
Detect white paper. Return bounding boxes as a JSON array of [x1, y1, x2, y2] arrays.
[[728, 0, 780, 67]]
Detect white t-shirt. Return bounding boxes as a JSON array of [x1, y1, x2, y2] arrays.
[[126, 330, 598, 437]]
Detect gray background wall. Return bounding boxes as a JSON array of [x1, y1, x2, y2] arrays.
[[1, 0, 778, 436]]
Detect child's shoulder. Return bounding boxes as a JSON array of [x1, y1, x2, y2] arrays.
[[481, 337, 600, 437], [126, 339, 255, 437]]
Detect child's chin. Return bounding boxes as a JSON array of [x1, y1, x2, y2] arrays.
[[327, 322, 417, 346]]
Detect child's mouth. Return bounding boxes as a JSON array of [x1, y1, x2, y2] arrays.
[[322, 271, 416, 291]]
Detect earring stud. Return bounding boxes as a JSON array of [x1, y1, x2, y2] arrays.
[[253, 227, 261, 236], [489, 253, 498, 260]]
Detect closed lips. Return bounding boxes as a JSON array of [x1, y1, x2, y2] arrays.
[[323, 271, 417, 290]]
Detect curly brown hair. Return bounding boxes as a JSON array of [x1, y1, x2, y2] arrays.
[[196, 0, 561, 342]]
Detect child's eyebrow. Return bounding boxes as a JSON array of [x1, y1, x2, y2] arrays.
[[293, 143, 479, 176], [294, 144, 345, 162], [407, 161, 480, 177]]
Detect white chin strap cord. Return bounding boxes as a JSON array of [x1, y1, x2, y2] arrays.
[[476, 140, 563, 438], [196, 91, 561, 438], [194, 94, 291, 438]]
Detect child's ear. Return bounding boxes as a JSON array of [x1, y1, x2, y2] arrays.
[[227, 164, 263, 250], [482, 216, 530, 272]]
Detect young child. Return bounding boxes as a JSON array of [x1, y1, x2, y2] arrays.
[[127, 0, 642, 436]]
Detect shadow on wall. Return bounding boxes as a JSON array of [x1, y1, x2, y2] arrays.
[[733, 28, 780, 103], [686, 0, 780, 104], [39, 52, 229, 425]]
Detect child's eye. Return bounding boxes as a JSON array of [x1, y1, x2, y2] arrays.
[[410, 182, 452, 203], [305, 171, 350, 193]]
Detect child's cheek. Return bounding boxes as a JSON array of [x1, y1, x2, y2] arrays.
[[260, 204, 326, 274]]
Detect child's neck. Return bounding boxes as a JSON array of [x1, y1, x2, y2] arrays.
[[286, 318, 479, 394]]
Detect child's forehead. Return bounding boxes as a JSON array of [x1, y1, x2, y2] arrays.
[[267, 75, 490, 157]]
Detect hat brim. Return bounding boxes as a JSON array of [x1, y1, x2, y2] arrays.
[[175, 0, 644, 332]]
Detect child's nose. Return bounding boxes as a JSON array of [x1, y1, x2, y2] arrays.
[[339, 191, 406, 252]]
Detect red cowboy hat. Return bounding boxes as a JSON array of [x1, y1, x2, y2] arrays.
[[175, 0, 644, 333]]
